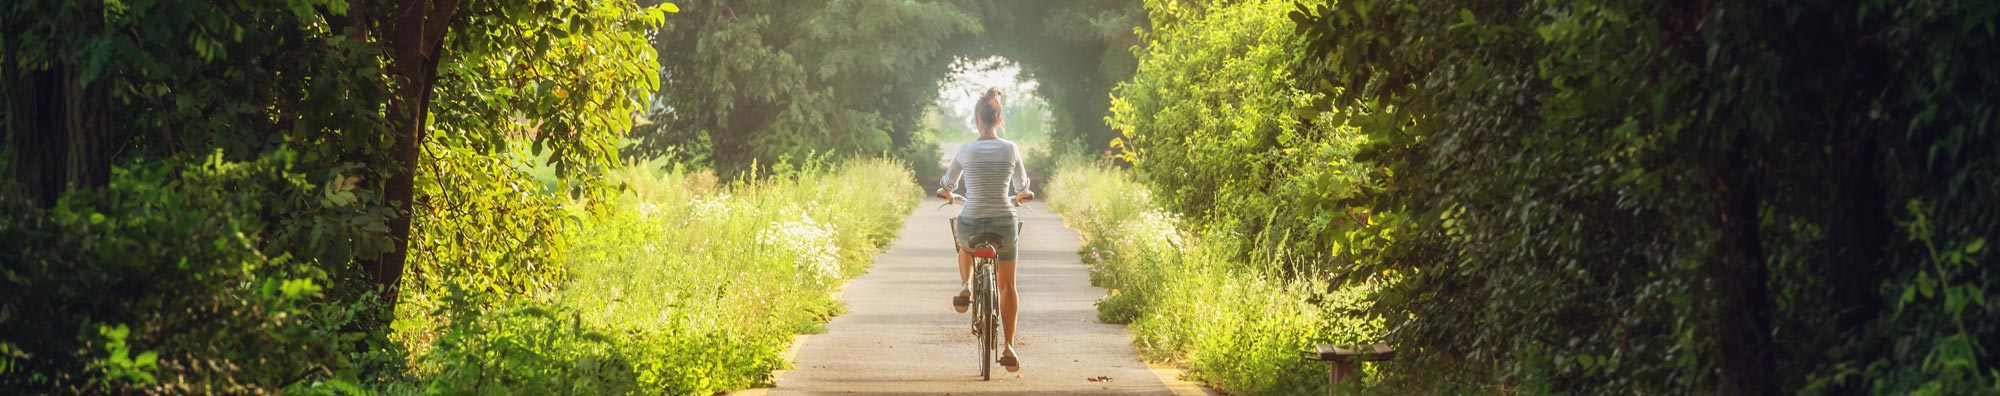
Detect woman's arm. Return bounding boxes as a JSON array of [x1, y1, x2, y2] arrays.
[[1010, 145, 1032, 203], [937, 147, 965, 199]]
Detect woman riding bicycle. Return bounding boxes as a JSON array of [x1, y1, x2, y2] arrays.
[[937, 87, 1033, 372]]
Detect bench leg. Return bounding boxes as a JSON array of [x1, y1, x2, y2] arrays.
[[1329, 361, 1359, 396]]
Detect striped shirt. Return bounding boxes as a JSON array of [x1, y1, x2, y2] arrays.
[[940, 139, 1030, 219]]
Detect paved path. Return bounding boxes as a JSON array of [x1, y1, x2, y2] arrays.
[[754, 201, 1210, 396]]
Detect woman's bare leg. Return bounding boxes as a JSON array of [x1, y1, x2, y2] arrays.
[[997, 259, 1019, 349], [957, 248, 973, 286]]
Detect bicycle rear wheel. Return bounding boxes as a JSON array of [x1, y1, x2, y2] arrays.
[[976, 273, 994, 380]]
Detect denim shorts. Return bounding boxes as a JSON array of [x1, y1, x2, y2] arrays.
[[955, 215, 1019, 261]]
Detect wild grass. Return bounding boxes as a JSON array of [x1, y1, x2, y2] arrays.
[[1048, 160, 1387, 395], [406, 157, 917, 395], [559, 157, 915, 393]]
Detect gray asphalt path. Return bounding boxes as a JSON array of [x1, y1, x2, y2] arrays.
[[759, 201, 1205, 396]]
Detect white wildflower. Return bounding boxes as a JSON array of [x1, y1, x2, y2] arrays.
[[1123, 209, 1184, 249], [756, 213, 842, 281], [688, 194, 732, 220]]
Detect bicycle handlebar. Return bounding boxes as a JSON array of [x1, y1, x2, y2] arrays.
[[934, 193, 967, 211], [933, 192, 1036, 212]]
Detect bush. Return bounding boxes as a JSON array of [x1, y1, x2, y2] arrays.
[[413, 292, 639, 396], [899, 128, 946, 192], [1049, 162, 1385, 396], [0, 152, 386, 394], [1109, 0, 1376, 282]]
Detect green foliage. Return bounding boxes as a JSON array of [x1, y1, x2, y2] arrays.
[[563, 157, 914, 393], [409, 158, 918, 395], [1835, 200, 1995, 395], [0, 152, 388, 393], [415, 292, 640, 396], [1281, 0, 2000, 393], [634, 0, 979, 177], [430, 0, 666, 191], [970, 0, 1147, 153], [3, 0, 393, 162], [396, 0, 670, 356], [629, 0, 1144, 179], [4, 0, 677, 392], [1103, 0, 2000, 393], [1110, 0, 1376, 279], [1049, 161, 1386, 396], [900, 126, 946, 191]]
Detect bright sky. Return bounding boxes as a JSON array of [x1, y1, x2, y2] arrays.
[[939, 56, 1038, 133]]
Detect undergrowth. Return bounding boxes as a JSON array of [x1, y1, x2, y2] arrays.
[[1048, 160, 1387, 396], [404, 157, 917, 395]]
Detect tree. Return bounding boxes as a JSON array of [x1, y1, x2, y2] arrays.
[[630, 0, 978, 178], [627, 0, 1147, 177], [2, 0, 670, 340], [1284, 0, 1998, 393], [355, 0, 461, 314], [354, 0, 667, 310]]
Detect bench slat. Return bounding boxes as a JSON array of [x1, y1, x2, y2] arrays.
[[1310, 343, 1396, 362]]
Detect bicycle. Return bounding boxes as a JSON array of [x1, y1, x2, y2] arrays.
[[936, 194, 1029, 380]]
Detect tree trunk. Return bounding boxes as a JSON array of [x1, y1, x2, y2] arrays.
[[4, 64, 67, 207], [1710, 138, 1777, 396], [358, 0, 459, 313], [63, 67, 112, 193], [3, 59, 114, 207], [1820, 25, 1894, 336], [1666, 0, 1779, 392]]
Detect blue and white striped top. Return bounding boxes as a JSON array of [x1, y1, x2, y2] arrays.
[[940, 139, 1030, 219]]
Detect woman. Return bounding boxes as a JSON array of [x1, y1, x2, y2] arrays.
[[936, 87, 1034, 372]]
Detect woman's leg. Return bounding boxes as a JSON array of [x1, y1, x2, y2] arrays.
[[997, 259, 1018, 347], [953, 217, 972, 287], [957, 247, 973, 286]]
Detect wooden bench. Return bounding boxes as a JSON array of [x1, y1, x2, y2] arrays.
[[1304, 343, 1396, 395]]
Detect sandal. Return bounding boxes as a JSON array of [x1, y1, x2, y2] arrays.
[[952, 290, 971, 313], [999, 351, 1021, 372]]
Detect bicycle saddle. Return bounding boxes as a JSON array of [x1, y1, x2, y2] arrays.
[[966, 233, 1006, 258]]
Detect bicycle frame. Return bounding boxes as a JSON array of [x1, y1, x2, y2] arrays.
[[948, 217, 1018, 380], [940, 197, 1028, 380]]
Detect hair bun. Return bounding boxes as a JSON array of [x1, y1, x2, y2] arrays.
[[976, 87, 1006, 128]]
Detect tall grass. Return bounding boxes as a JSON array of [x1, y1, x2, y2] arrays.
[[409, 157, 917, 395], [561, 157, 915, 393], [1048, 160, 1386, 395]]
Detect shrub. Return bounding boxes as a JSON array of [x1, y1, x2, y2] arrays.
[[1049, 162, 1386, 396], [0, 152, 384, 394], [413, 291, 639, 396]]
